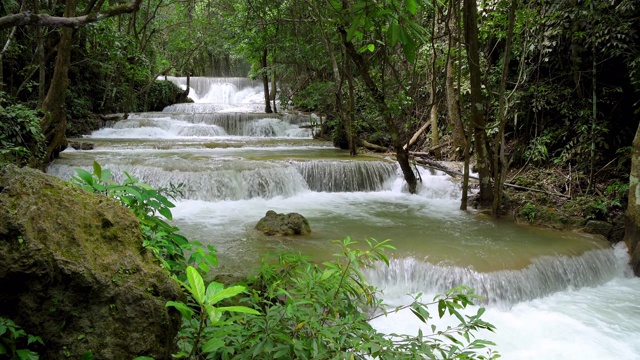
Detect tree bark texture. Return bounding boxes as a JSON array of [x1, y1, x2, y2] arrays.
[[464, 0, 493, 207], [624, 123, 640, 275], [445, 0, 466, 160], [40, 0, 78, 166], [262, 47, 273, 113]]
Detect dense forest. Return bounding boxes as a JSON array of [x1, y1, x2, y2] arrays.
[[2, 0, 640, 358], [2, 0, 639, 217]]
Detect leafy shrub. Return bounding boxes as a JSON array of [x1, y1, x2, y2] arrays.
[[0, 317, 43, 360], [0, 92, 45, 167], [172, 237, 498, 359], [71, 161, 217, 277], [291, 81, 335, 113]]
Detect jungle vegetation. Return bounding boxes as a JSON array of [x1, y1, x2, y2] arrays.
[[1, 0, 638, 216]]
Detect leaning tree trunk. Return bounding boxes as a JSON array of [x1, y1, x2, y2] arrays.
[[624, 123, 640, 276], [40, 0, 77, 167], [340, 27, 417, 193], [464, 0, 493, 207]]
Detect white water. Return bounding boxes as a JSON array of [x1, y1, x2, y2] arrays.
[[54, 77, 640, 359]]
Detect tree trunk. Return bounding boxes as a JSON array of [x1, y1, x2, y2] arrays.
[[445, 0, 466, 160], [35, 0, 46, 107], [430, 101, 440, 158], [491, 0, 516, 216], [40, 0, 78, 167], [345, 53, 357, 156], [340, 27, 417, 193], [261, 47, 273, 114], [464, 0, 493, 207], [624, 123, 640, 276]]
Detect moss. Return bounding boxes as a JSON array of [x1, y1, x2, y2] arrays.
[[0, 165, 183, 359]]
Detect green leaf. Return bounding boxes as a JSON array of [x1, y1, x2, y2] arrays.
[[15, 349, 39, 360], [158, 207, 173, 220], [166, 301, 194, 318], [74, 168, 95, 187], [217, 306, 260, 315], [201, 338, 225, 353], [320, 268, 337, 281], [186, 266, 205, 304], [92, 161, 102, 180], [80, 350, 94, 360], [406, 0, 418, 15], [205, 281, 224, 299], [208, 286, 246, 305]]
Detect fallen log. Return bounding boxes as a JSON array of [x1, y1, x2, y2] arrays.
[[359, 139, 387, 152], [413, 156, 571, 199]]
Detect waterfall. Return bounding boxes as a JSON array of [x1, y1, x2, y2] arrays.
[[365, 243, 631, 306], [292, 160, 396, 192], [48, 159, 399, 200]]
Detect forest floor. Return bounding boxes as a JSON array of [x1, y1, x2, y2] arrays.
[[490, 166, 626, 243]]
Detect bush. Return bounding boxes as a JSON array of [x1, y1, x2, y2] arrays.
[[0, 93, 45, 167], [172, 238, 499, 360]]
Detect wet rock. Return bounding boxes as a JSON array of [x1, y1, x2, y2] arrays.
[[69, 141, 95, 150], [0, 165, 182, 360], [255, 210, 311, 236], [584, 220, 613, 238]]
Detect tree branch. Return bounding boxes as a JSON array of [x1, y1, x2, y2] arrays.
[[0, 0, 143, 30]]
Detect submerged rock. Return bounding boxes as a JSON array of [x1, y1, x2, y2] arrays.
[[255, 210, 311, 236], [0, 165, 182, 359]]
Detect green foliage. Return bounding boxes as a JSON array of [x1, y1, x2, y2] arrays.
[[71, 161, 217, 277], [0, 92, 45, 167], [0, 317, 43, 360], [144, 80, 187, 112], [520, 203, 538, 223], [167, 266, 260, 358], [171, 237, 498, 359], [291, 81, 335, 113]]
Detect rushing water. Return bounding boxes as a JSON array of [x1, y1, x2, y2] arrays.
[[49, 77, 640, 358]]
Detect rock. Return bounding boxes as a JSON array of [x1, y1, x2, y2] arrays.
[[583, 220, 613, 238], [0, 165, 182, 360], [255, 210, 311, 236], [69, 141, 95, 150]]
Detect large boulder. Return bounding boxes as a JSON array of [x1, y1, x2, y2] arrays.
[[255, 210, 311, 236], [0, 165, 183, 359]]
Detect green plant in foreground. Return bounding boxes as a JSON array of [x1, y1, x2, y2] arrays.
[[0, 317, 43, 360], [172, 237, 498, 360], [167, 266, 260, 358], [72, 161, 217, 277]]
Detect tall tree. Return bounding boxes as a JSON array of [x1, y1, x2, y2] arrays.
[[0, 0, 144, 165], [463, 0, 493, 207]]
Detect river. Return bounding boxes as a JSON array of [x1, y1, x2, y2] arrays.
[[48, 77, 640, 359]]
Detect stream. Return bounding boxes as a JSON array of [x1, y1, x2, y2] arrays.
[[49, 77, 640, 359]]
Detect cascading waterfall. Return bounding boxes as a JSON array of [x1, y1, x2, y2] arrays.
[[51, 76, 640, 359], [365, 245, 628, 306], [293, 161, 396, 192]]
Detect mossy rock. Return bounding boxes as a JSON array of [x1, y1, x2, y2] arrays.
[[0, 165, 183, 359], [255, 210, 311, 236]]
